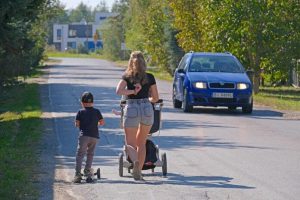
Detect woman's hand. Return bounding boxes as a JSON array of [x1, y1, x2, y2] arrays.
[[149, 84, 159, 103], [134, 83, 142, 95]]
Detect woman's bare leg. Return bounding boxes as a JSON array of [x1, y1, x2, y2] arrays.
[[124, 127, 138, 162], [136, 124, 152, 170]]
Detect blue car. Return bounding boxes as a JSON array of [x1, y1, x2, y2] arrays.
[[172, 52, 253, 113]]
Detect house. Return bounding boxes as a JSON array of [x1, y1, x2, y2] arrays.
[[53, 12, 117, 51]]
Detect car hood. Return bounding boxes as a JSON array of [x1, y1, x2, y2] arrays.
[[187, 72, 251, 83]]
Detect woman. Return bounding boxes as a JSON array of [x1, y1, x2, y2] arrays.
[[116, 51, 159, 180]]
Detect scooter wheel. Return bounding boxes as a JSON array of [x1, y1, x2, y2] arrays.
[[96, 168, 101, 179]]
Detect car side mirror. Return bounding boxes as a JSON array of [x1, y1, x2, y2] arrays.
[[177, 68, 185, 74]]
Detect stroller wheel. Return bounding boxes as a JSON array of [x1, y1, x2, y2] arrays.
[[119, 153, 124, 177], [162, 153, 167, 176]]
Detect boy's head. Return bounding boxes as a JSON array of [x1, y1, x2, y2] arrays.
[[81, 92, 93, 106]]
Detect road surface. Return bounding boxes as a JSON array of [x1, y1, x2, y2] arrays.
[[38, 57, 300, 200]]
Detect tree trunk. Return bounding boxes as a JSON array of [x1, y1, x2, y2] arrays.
[[253, 71, 260, 94]]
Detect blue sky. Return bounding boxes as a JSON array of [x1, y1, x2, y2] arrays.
[[60, 0, 116, 10]]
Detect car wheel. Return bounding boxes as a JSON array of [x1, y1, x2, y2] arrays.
[[172, 87, 182, 108], [96, 168, 101, 179], [183, 88, 193, 112], [242, 98, 253, 114]]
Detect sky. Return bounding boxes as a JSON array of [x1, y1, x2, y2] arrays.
[[59, 0, 116, 10]]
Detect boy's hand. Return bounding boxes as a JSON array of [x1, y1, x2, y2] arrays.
[[98, 119, 105, 126], [75, 120, 80, 127]]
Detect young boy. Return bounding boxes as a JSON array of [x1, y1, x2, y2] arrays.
[[73, 91, 105, 183]]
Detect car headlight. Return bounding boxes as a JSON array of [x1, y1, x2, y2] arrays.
[[237, 83, 248, 90], [193, 82, 207, 89]]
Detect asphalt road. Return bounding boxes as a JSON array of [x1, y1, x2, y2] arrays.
[[39, 57, 300, 200]]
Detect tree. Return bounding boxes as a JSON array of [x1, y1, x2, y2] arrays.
[[0, 0, 60, 86], [168, 0, 300, 92], [69, 2, 93, 23], [94, 0, 110, 12], [100, 0, 129, 60]]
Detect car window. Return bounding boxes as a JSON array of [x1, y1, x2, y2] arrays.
[[189, 55, 245, 73], [178, 55, 188, 70]]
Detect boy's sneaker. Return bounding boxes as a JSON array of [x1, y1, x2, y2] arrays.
[[84, 168, 93, 176], [73, 172, 82, 183], [84, 168, 94, 183], [132, 161, 141, 180]]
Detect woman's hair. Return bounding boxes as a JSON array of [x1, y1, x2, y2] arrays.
[[124, 51, 148, 85]]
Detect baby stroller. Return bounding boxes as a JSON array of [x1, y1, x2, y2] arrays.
[[118, 99, 167, 177]]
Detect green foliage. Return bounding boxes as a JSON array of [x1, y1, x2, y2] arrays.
[[69, 2, 93, 22], [100, 1, 129, 60], [0, 0, 60, 87], [169, 0, 300, 89]]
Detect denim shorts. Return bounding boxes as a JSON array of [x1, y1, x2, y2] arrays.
[[123, 98, 154, 128]]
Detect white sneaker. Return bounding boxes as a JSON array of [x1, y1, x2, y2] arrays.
[[132, 161, 141, 180]]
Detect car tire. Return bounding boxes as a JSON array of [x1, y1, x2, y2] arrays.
[[183, 88, 193, 112], [172, 87, 182, 108], [242, 98, 253, 114]]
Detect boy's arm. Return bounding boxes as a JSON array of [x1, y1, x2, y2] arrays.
[[75, 110, 80, 127]]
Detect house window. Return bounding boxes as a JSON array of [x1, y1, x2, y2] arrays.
[[69, 30, 77, 38], [67, 42, 76, 49], [68, 25, 92, 38], [57, 29, 62, 40]]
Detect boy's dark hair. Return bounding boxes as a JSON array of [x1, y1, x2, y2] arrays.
[[81, 91, 93, 103]]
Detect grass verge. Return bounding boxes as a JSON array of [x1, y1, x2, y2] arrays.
[[0, 83, 42, 199], [47, 51, 105, 59], [254, 86, 300, 111]]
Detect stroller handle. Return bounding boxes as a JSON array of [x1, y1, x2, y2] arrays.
[[120, 99, 163, 106]]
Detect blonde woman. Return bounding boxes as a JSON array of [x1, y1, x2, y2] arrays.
[[116, 51, 159, 180]]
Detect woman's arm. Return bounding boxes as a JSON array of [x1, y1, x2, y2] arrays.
[[116, 80, 136, 96], [148, 84, 159, 103]]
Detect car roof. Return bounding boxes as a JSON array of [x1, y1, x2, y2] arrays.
[[187, 52, 234, 57]]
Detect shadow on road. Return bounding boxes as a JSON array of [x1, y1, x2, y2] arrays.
[[96, 172, 255, 189], [162, 173, 255, 189]]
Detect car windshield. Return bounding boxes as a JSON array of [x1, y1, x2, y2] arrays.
[[188, 55, 245, 73]]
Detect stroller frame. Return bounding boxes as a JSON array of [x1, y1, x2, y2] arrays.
[[118, 99, 167, 177]]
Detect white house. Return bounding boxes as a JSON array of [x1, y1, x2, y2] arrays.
[[53, 12, 117, 51]]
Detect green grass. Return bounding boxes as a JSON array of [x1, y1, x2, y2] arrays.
[[254, 86, 300, 111], [0, 83, 42, 199], [47, 51, 105, 59]]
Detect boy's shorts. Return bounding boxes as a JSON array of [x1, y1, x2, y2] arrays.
[[123, 98, 154, 128]]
